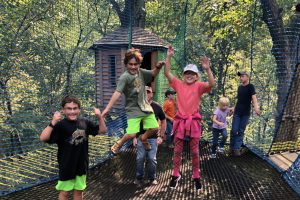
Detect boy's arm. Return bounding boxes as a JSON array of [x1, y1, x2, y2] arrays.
[[200, 56, 215, 87], [165, 46, 175, 82], [159, 118, 167, 138], [152, 61, 165, 77], [101, 91, 122, 117], [40, 111, 61, 142], [94, 108, 107, 134], [252, 94, 261, 116]]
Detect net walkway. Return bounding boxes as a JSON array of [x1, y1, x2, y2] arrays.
[[2, 142, 299, 200]]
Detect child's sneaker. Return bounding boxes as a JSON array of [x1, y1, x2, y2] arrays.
[[193, 178, 202, 190], [169, 175, 181, 189], [149, 179, 158, 185], [217, 147, 224, 153], [134, 178, 144, 187], [210, 153, 216, 158]]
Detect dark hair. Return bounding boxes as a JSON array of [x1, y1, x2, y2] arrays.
[[61, 95, 81, 108], [123, 48, 143, 65]]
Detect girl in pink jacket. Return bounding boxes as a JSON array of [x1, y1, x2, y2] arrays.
[[164, 46, 215, 191]]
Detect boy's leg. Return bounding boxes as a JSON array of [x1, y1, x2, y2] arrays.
[[220, 128, 228, 148], [211, 128, 219, 154], [111, 117, 142, 153], [190, 137, 200, 179], [235, 115, 250, 150], [56, 179, 74, 200], [146, 138, 158, 181], [230, 114, 241, 151], [141, 113, 159, 148], [73, 190, 83, 200], [136, 137, 146, 180], [58, 191, 69, 200], [166, 120, 173, 146]]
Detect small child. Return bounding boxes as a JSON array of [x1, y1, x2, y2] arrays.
[[162, 89, 176, 148], [211, 97, 232, 158], [102, 48, 164, 154], [164, 46, 215, 191], [40, 95, 107, 200]]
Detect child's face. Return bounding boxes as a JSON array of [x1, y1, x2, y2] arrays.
[[62, 102, 80, 121], [239, 74, 249, 84], [126, 58, 140, 75], [220, 103, 229, 111], [167, 94, 174, 100], [146, 89, 153, 102], [183, 71, 198, 84]]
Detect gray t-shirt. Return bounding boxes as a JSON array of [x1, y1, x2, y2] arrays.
[[116, 68, 154, 119]]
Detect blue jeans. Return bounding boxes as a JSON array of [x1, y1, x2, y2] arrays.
[[230, 114, 250, 150], [165, 119, 173, 145], [136, 138, 158, 180], [211, 128, 228, 154]]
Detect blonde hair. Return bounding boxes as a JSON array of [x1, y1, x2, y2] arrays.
[[218, 97, 230, 108]]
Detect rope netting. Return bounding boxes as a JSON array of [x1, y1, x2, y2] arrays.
[[0, 0, 299, 196]]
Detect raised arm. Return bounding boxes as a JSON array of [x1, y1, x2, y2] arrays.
[[200, 56, 215, 87], [152, 61, 165, 77], [101, 91, 122, 118], [94, 108, 107, 134], [165, 46, 175, 82], [40, 111, 62, 142], [252, 94, 260, 116]]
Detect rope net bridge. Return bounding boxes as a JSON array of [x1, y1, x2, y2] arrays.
[[0, 0, 299, 198]]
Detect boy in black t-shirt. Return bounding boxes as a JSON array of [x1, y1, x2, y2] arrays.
[[230, 71, 260, 156], [40, 95, 107, 200]]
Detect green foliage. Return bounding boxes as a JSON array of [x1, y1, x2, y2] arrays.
[[1, 0, 299, 158]]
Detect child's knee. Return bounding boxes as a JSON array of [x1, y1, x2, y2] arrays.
[[126, 133, 137, 139], [149, 128, 158, 133], [59, 191, 69, 199], [73, 190, 83, 199]]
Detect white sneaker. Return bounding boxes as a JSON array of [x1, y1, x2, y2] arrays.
[[211, 154, 216, 158], [149, 179, 158, 185]]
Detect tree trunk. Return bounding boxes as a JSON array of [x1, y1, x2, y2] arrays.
[[260, 0, 299, 131], [109, 0, 146, 28]]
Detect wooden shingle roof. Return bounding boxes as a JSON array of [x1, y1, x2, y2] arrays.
[[90, 27, 169, 50]]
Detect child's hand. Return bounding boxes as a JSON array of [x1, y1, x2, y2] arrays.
[[52, 111, 61, 125], [101, 108, 109, 118], [157, 136, 163, 145], [255, 108, 261, 116], [229, 107, 234, 115], [156, 61, 165, 70], [167, 46, 174, 57], [200, 56, 210, 70], [133, 138, 138, 147], [218, 122, 225, 127], [94, 108, 102, 118]]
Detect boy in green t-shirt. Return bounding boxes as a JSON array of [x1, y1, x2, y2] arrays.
[[102, 48, 164, 154]]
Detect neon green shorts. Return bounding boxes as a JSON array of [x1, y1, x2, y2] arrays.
[[55, 175, 87, 191], [126, 113, 158, 134]]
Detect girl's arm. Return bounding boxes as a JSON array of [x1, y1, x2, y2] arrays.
[[200, 56, 215, 87], [165, 46, 175, 82]]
